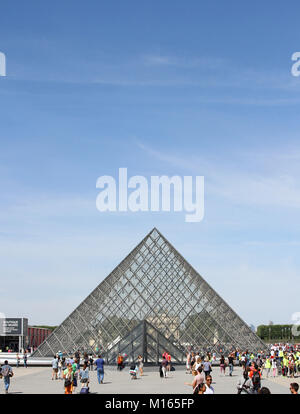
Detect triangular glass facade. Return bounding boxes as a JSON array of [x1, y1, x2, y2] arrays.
[[33, 228, 267, 361]]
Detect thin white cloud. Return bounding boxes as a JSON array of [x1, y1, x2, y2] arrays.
[[137, 142, 300, 209]]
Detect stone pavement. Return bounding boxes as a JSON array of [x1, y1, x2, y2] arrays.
[[1, 365, 294, 394]]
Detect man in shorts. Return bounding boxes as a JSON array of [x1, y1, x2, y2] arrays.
[[51, 355, 59, 380]]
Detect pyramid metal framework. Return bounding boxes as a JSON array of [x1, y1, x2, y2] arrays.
[[33, 228, 267, 362]]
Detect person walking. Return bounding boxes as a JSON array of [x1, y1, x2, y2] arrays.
[[1, 360, 13, 394], [79, 362, 90, 389], [117, 354, 124, 371], [190, 352, 196, 371], [249, 364, 262, 393], [283, 356, 289, 376], [95, 355, 105, 384], [75, 350, 81, 368], [161, 355, 168, 378], [220, 355, 226, 376], [288, 357, 295, 379], [71, 360, 78, 393], [237, 367, 252, 394], [264, 357, 271, 378], [228, 354, 234, 376], [166, 353, 172, 373], [271, 358, 277, 378], [63, 363, 74, 394], [203, 358, 212, 378]]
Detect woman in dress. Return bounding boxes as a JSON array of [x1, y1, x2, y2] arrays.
[[137, 355, 143, 376]]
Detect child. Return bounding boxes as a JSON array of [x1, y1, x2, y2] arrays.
[[129, 364, 138, 379]]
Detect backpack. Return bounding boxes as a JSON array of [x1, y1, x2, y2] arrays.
[[252, 371, 260, 389]]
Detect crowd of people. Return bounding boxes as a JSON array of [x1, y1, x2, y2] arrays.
[[1, 343, 299, 394], [49, 350, 106, 394], [184, 343, 300, 394]]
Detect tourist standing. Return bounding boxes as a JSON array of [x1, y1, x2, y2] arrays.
[[89, 355, 94, 371], [83, 352, 89, 368], [137, 355, 143, 376], [23, 352, 28, 368], [117, 354, 124, 371], [186, 352, 191, 374], [58, 358, 63, 379], [1, 360, 13, 394], [16, 353, 20, 368], [51, 355, 59, 380], [95, 355, 105, 384]]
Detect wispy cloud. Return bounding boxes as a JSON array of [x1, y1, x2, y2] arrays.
[[138, 142, 300, 209], [141, 54, 226, 69]]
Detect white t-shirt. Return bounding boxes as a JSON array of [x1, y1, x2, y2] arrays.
[[204, 385, 214, 394]]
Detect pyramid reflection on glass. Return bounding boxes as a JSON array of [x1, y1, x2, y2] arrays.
[[33, 228, 267, 362]]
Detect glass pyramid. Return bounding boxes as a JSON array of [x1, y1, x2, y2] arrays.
[[33, 228, 267, 362]]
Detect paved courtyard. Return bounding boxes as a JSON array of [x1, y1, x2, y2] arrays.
[[1, 365, 295, 394]]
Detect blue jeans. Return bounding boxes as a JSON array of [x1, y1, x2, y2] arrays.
[[4, 377, 10, 391], [229, 364, 233, 375], [97, 369, 104, 383]]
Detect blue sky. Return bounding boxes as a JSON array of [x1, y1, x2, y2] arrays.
[[0, 1, 300, 327]]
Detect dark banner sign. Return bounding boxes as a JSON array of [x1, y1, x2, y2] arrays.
[[0, 318, 26, 335]]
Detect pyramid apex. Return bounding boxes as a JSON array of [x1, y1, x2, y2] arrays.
[[148, 227, 161, 239]]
